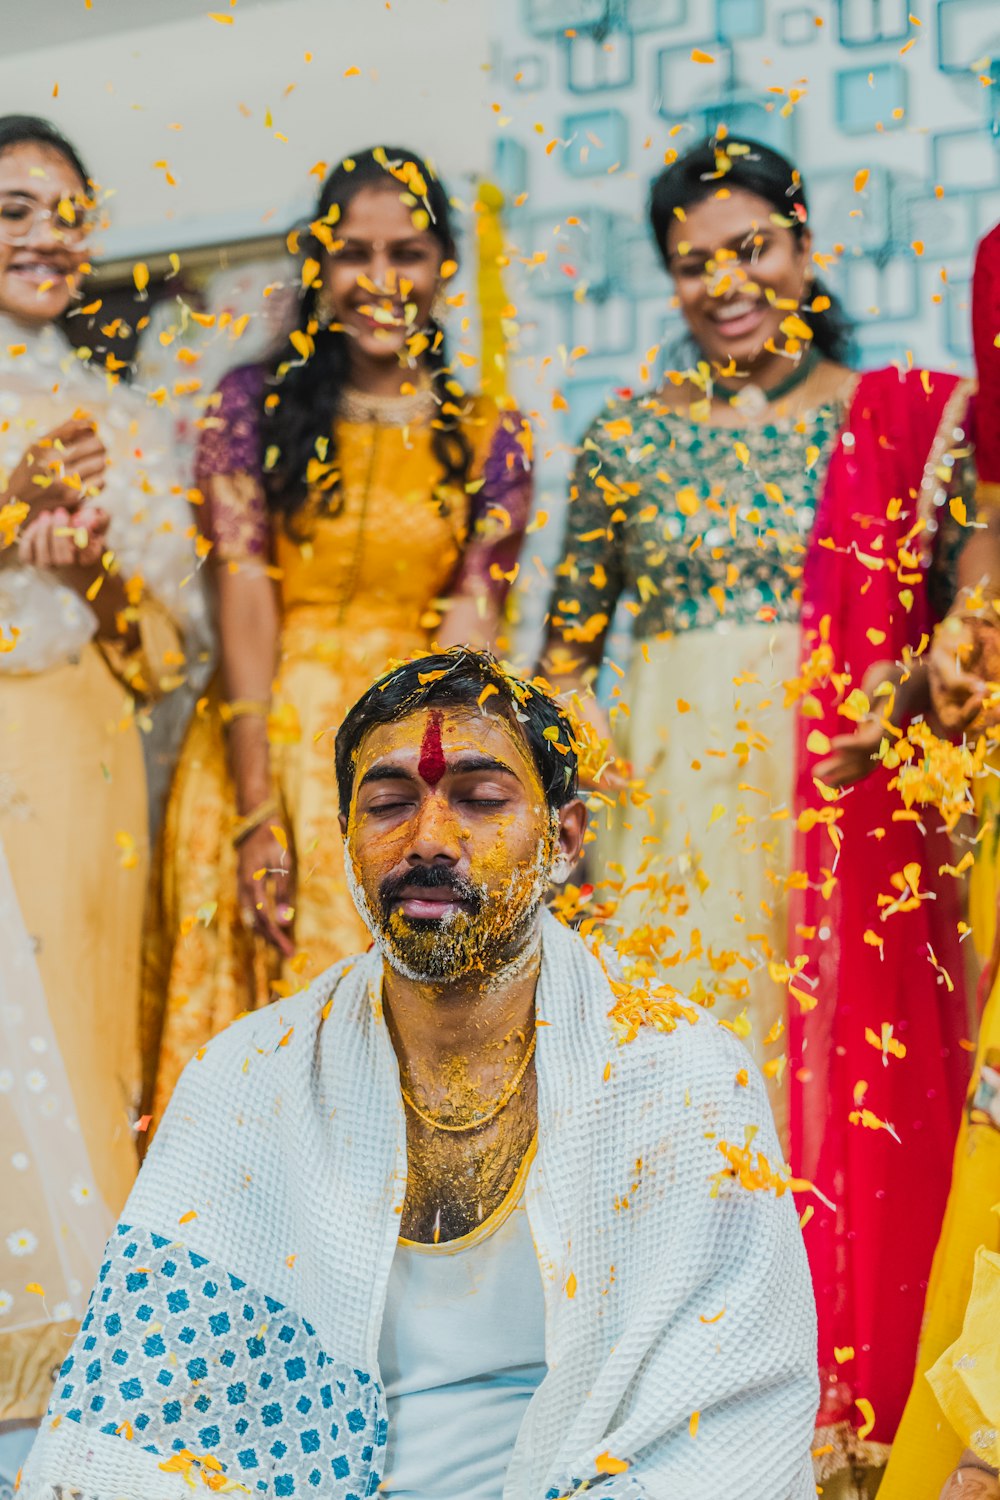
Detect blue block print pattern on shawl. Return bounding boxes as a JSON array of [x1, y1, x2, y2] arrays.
[[48, 1225, 386, 1498]]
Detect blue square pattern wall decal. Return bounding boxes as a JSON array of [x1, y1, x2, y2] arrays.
[[566, 292, 638, 360], [716, 0, 764, 42], [614, 219, 670, 301], [943, 275, 972, 358], [973, 189, 1000, 239], [524, 207, 617, 298], [565, 27, 634, 93], [563, 108, 629, 177], [837, 0, 910, 47], [696, 92, 796, 154], [937, 0, 1000, 75], [492, 138, 528, 204], [780, 6, 821, 46], [655, 41, 734, 120], [523, 0, 605, 39], [853, 333, 910, 370], [509, 53, 549, 91], [627, 0, 688, 30], [903, 187, 980, 260], [563, 375, 623, 448], [808, 165, 897, 257], [842, 254, 920, 325], [835, 62, 907, 134], [932, 128, 1000, 193]]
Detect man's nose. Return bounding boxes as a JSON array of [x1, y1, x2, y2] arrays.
[[405, 795, 462, 864]]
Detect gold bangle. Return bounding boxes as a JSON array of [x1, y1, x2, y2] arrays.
[[221, 698, 270, 725], [231, 797, 281, 848]]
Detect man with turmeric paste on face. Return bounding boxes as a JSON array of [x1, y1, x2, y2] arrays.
[[20, 649, 818, 1500]]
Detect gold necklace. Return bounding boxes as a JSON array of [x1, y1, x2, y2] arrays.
[[334, 423, 379, 627], [400, 1032, 537, 1134], [340, 380, 436, 426]]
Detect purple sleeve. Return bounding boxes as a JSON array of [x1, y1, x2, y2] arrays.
[[195, 365, 270, 560], [454, 408, 533, 605]]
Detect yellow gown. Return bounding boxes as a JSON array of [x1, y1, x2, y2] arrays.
[[880, 772, 1000, 1496], [0, 321, 203, 1421], [142, 382, 530, 1125], [926, 1245, 1000, 1473]]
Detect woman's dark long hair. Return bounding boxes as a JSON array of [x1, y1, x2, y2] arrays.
[[261, 146, 472, 533], [0, 114, 91, 186], [649, 135, 853, 365]]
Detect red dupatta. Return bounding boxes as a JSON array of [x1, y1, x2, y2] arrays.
[[789, 367, 974, 1451]]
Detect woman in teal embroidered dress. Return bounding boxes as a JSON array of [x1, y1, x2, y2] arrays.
[[549, 379, 845, 1138], [542, 136, 979, 1489]]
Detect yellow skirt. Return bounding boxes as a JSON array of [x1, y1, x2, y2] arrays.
[[141, 612, 428, 1125], [594, 623, 799, 1145]]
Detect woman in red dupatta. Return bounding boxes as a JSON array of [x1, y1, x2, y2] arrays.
[[790, 365, 980, 1486], [878, 223, 1000, 1499]]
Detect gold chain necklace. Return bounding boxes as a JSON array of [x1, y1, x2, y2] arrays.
[[340, 381, 436, 426], [400, 1032, 537, 1134]]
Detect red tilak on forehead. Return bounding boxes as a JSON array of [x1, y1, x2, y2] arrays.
[[417, 710, 447, 787]]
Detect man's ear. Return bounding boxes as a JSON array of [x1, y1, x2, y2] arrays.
[[550, 798, 588, 882], [338, 812, 348, 837]]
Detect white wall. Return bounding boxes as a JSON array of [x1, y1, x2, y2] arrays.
[[0, 0, 492, 258]]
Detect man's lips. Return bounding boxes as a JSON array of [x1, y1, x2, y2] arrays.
[[387, 879, 476, 921], [395, 892, 466, 920], [381, 865, 481, 922]]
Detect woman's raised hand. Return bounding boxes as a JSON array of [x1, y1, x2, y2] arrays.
[[236, 818, 296, 959], [812, 716, 886, 790], [813, 659, 928, 790], [929, 613, 996, 732], [18, 503, 110, 570], [5, 416, 108, 520]]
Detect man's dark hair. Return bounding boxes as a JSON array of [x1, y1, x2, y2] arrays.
[[335, 648, 579, 814]]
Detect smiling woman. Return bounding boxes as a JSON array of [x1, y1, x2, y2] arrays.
[[141, 147, 534, 1130], [0, 114, 205, 1431], [653, 139, 852, 384], [539, 132, 989, 1491]]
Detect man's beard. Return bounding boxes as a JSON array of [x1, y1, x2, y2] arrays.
[[344, 844, 552, 984]]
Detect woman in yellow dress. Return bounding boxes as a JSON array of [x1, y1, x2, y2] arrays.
[[931, 1249, 1000, 1498], [0, 116, 204, 1440], [922, 1234, 1000, 1498], [142, 146, 532, 1124]]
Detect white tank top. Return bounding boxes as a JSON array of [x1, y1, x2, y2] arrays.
[[378, 1143, 546, 1500]]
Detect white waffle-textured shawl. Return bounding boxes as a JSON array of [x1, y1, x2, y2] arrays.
[[23, 911, 817, 1500]]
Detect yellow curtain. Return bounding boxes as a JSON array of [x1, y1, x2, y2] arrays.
[[475, 180, 511, 403]]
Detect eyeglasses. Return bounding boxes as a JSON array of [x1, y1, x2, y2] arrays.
[[0, 192, 97, 246]]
